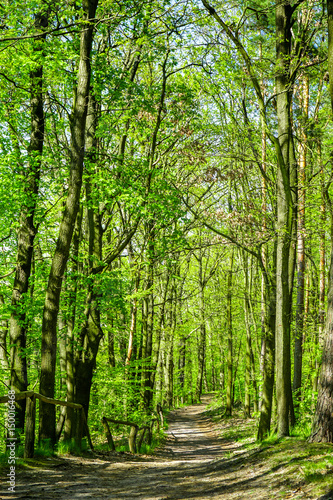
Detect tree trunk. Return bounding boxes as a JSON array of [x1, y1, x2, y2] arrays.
[[293, 73, 309, 407], [274, 0, 295, 437], [328, 0, 333, 109], [312, 142, 326, 397], [63, 207, 82, 441], [0, 294, 9, 388], [259, 62, 268, 419], [73, 301, 102, 423], [72, 90, 103, 434], [225, 251, 233, 416], [151, 270, 170, 401], [309, 0, 333, 443], [107, 316, 116, 368], [319, 141, 326, 343], [310, 248, 333, 442], [10, 12, 47, 432], [257, 243, 276, 440], [162, 276, 177, 409], [195, 251, 206, 402], [243, 252, 252, 418], [39, 0, 98, 445], [126, 295, 138, 366], [58, 312, 67, 395], [257, 280, 276, 439], [178, 336, 186, 405], [142, 225, 155, 411], [163, 324, 174, 409]]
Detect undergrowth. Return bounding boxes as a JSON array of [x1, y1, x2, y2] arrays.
[[206, 398, 333, 499]]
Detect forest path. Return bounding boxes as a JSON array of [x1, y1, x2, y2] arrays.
[[2, 395, 319, 499]]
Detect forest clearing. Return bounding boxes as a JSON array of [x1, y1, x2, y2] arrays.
[[2, 0, 333, 498]]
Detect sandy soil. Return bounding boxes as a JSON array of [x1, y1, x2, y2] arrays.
[[0, 395, 326, 499]]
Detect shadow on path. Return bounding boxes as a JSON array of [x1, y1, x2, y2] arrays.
[[1, 394, 318, 499]]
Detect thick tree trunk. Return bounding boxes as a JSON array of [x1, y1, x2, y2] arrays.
[[275, 0, 295, 437], [72, 90, 103, 436], [39, 0, 98, 445], [73, 280, 103, 431], [74, 295, 102, 422], [310, 249, 333, 442], [63, 207, 82, 441], [257, 242, 276, 440], [257, 279, 276, 440]]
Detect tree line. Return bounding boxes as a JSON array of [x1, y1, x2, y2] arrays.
[[0, 0, 333, 450]]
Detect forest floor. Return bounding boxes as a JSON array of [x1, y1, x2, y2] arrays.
[[2, 394, 333, 499]]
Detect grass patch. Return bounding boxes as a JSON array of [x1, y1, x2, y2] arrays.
[[138, 430, 167, 455], [56, 438, 89, 456], [207, 402, 333, 498]]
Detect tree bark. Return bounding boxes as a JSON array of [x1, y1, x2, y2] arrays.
[[63, 207, 82, 441], [257, 276, 276, 440], [293, 73, 309, 407], [142, 224, 155, 410], [195, 250, 206, 402], [328, 0, 333, 109], [243, 252, 252, 418], [310, 248, 333, 442], [107, 316, 116, 368], [275, 0, 295, 437], [163, 298, 175, 409], [0, 294, 9, 388], [225, 251, 233, 416], [58, 312, 67, 395], [39, 0, 98, 445], [151, 269, 170, 401], [126, 294, 138, 366], [72, 90, 103, 433], [178, 336, 186, 404], [319, 141, 326, 343], [309, 0, 333, 443], [10, 12, 47, 431]]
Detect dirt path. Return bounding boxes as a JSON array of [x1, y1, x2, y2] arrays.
[[1, 395, 324, 499]]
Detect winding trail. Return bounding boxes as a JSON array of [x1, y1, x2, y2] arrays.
[[2, 395, 318, 499]]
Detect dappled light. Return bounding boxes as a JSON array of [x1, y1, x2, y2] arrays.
[[1, 0, 333, 498]]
